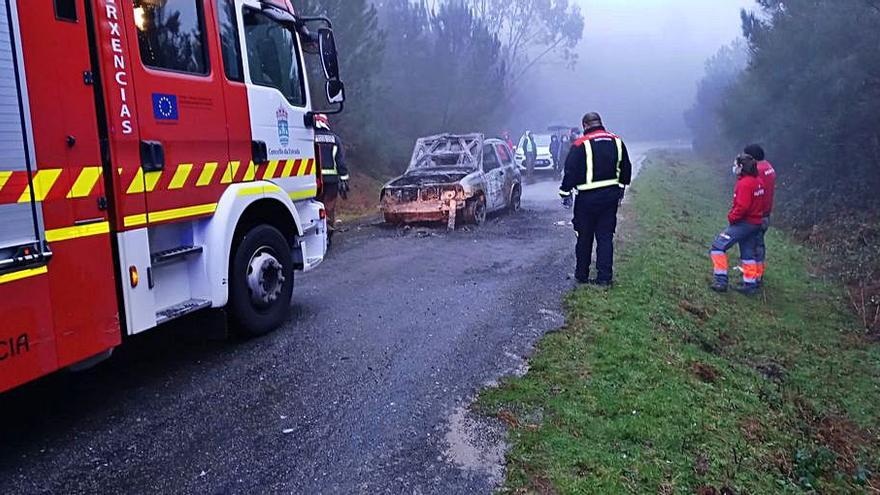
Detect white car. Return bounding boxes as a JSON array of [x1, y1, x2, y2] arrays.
[[515, 134, 556, 172]]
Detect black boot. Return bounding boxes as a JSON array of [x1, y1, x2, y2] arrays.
[[710, 275, 729, 293]]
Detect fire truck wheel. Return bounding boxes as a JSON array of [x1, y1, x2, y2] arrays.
[[230, 225, 294, 337]]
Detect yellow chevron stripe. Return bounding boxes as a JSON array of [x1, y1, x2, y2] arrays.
[[197, 162, 218, 187], [126, 168, 145, 194], [242, 162, 257, 182], [126, 169, 162, 194], [45, 221, 110, 242], [67, 167, 102, 199], [0, 266, 48, 285], [0, 171, 12, 191], [168, 164, 193, 190], [18, 169, 63, 203], [144, 171, 162, 192], [302, 159, 314, 176], [281, 160, 295, 178], [262, 160, 279, 180], [221, 161, 240, 184]]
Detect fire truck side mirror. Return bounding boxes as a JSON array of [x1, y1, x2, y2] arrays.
[[140, 141, 165, 172], [326, 80, 345, 105], [318, 28, 340, 81]]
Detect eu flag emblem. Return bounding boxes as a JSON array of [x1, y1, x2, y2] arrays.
[[152, 93, 179, 121]]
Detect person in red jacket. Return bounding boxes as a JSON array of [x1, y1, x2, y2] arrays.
[[744, 144, 777, 285], [710, 154, 767, 294]]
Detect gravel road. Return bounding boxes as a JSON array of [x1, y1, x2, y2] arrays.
[[0, 146, 653, 494]]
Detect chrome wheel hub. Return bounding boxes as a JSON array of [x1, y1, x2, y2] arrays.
[[246, 249, 285, 309]]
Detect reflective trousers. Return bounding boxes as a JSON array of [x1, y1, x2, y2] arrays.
[[574, 192, 620, 282], [710, 222, 761, 287], [755, 217, 770, 280]]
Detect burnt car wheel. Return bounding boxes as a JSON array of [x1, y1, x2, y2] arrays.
[[465, 195, 487, 225], [508, 185, 522, 212]]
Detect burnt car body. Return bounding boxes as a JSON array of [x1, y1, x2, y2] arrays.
[[380, 134, 522, 226]]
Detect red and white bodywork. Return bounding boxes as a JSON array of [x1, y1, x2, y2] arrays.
[[1, 0, 331, 393]]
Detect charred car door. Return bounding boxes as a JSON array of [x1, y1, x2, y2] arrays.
[[495, 142, 518, 206], [481, 144, 505, 211]]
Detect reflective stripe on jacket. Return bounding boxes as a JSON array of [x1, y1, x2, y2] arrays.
[[559, 127, 633, 197], [315, 129, 349, 181]]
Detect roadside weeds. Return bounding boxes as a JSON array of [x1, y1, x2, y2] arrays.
[[477, 150, 880, 494]]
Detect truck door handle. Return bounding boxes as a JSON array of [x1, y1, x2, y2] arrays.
[[252, 140, 269, 167], [140, 141, 165, 172]]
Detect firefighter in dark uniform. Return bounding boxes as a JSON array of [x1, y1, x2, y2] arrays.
[[559, 113, 633, 286], [314, 114, 349, 235]]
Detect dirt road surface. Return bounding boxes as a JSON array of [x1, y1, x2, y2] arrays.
[[0, 146, 655, 494]]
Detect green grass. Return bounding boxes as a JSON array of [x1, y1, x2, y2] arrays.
[[477, 151, 880, 494]]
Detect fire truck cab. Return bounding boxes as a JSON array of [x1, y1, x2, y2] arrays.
[[0, 0, 346, 393]]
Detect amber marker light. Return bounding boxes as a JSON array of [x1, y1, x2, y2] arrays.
[[129, 266, 139, 288]]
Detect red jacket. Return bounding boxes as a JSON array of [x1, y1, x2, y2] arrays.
[[757, 160, 777, 216], [729, 175, 766, 225]]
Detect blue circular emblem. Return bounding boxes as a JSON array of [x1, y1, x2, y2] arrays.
[[157, 96, 174, 118]]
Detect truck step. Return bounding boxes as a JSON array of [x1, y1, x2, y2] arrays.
[[156, 299, 212, 325], [151, 245, 203, 266]]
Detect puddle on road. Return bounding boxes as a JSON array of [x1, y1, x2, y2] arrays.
[[443, 405, 506, 486]]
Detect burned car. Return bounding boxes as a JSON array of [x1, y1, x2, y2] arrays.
[[380, 134, 522, 227]]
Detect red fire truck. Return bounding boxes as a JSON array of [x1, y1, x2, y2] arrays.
[[0, 0, 346, 393]]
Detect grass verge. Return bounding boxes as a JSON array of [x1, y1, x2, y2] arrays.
[[336, 171, 385, 222], [477, 150, 880, 494]]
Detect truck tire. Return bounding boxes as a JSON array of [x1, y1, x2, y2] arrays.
[[465, 195, 487, 225], [229, 225, 294, 337]]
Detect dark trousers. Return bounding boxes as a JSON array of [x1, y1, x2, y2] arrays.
[[320, 181, 339, 230], [574, 192, 620, 282], [525, 153, 537, 178]]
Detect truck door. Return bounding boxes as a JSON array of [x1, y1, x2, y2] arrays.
[[239, 2, 317, 200], [122, 0, 232, 226]]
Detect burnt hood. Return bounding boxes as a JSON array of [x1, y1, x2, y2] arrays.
[[387, 170, 472, 187]]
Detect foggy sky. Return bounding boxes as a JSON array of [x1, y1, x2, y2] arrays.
[[517, 0, 754, 140]]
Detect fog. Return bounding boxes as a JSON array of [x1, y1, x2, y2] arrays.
[[515, 0, 754, 140]]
